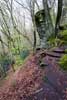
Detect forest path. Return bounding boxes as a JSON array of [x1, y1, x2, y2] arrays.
[[0, 55, 32, 92], [30, 46, 67, 100], [0, 46, 67, 100]]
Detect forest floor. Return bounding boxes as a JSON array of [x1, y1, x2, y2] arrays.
[[0, 46, 67, 100]]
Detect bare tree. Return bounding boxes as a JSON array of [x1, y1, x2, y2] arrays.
[[43, 0, 54, 33], [55, 0, 63, 37], [14, 0, 40, 51]]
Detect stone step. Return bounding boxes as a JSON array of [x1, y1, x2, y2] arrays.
[[45, 51, 61, 58], [53, 50, 66, 53], [52, 48, 66, 53]]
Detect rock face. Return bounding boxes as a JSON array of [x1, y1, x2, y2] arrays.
[[35, 9, 54, 48]]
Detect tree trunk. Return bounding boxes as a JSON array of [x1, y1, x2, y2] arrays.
[[43, 0, 54, 33], [55, 0, 63, 37]]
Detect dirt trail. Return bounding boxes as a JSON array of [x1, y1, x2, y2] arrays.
[[0, 48, 67, 100]]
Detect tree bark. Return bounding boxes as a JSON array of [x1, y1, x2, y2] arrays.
[[55, 0, 63, 37]]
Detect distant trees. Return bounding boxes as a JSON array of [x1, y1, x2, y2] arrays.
[[0, 0, 33, 55], [15, 0, 40, 51], [0, 0, 66, 52]]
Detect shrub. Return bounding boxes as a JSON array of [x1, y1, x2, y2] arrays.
[[15, 55, 23, 67], [65, 49, 67, 53], [20, 49, 29, 60], [59, 54, 67, 71], [0, 54, 13, 72], [47, 37, 61, 47], [48, 30, 67, 48], [0, 54, 11, 78], [59, 30, 67, 42]]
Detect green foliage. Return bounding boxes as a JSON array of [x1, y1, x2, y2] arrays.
[[47, 37, 61, 47], [0, 48, 30, 76], [0, 54, 12, 71], [14, 55, 23, 67], [0, 54, 12, 78], [59, 54, 67, 71], [14, 49, 30, 70], [48, 30, 67, 47], [0, 63, 5, 78], [59, 30, 67, 42], [65, 49, 67, 53], [11, 47, 20, 55], [20, 49, 29, 60]]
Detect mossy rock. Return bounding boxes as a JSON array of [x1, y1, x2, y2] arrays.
[[40, 62, 48, 68]]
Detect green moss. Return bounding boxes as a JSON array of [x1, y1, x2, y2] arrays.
[[59, 54, 67, 71], [20, 49, 29, 60], [48, 30, 67, 47], [65, 49, 67, 53], [47, 37, 61, 47], [59, 30, 67, 41]]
